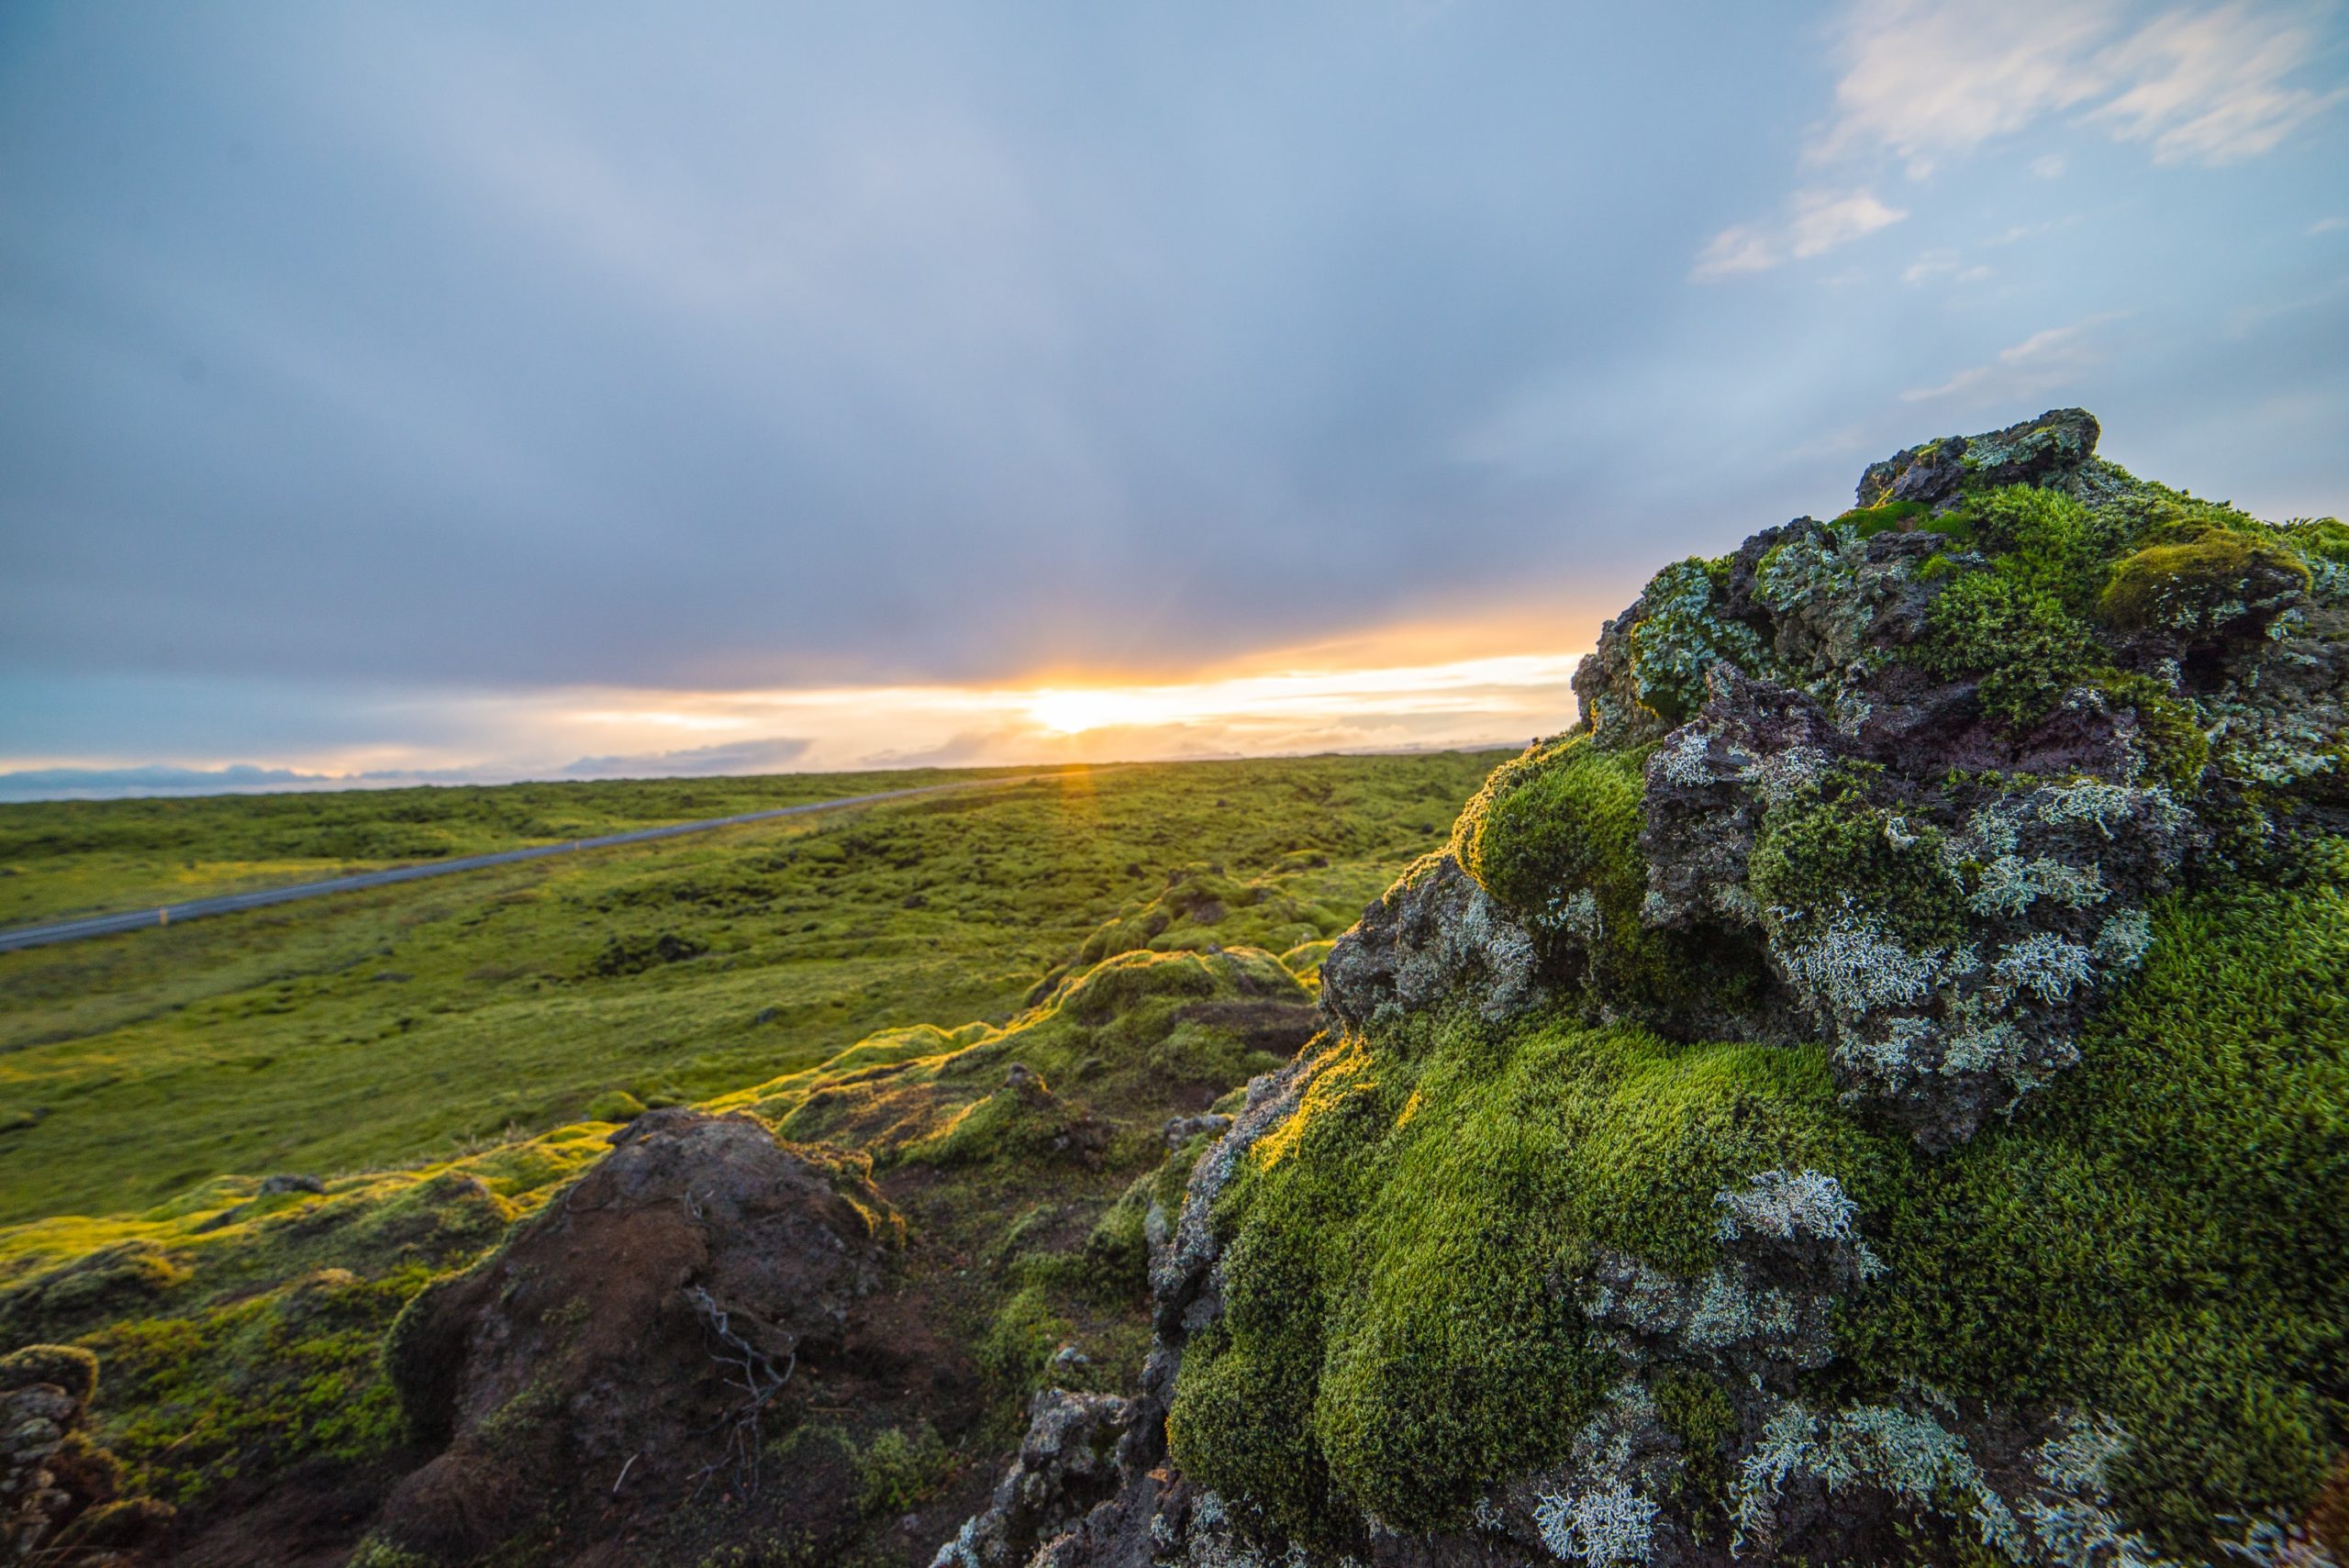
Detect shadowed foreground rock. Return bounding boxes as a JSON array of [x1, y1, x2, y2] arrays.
[[0, 1347, 170, 1567], [370, 1109, 897, 1564]]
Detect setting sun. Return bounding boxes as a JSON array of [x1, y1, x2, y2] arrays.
[[1027, 688, 1149, 734]]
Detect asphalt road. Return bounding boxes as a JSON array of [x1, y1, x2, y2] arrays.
[[0, 772, 1070, 955]]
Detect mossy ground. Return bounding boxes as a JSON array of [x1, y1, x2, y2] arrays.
[[0, 753, 1498, 1225], [0, 752, 1497, 1564], [0, 767, 1035, 928]]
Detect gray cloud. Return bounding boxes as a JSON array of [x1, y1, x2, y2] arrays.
[[0, 1, 2343, 769]]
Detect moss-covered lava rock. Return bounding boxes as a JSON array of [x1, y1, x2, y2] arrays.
[[1013, 412, 2349, 1568]]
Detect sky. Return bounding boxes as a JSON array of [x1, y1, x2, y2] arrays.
[[2, 0, 2344, 798]]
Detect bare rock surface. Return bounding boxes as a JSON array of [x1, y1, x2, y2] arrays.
[[372, 1109, 896, 1562]]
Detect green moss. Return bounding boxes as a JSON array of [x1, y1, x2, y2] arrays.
[[1652, 1365, 1737, 1534], [1836, 499, 1976, 546], [85, 1264, 429, 1505], [893, 1074, 1091, 1170], [2099, 530, 2310, 635], [852, 1422, 950, 1517], [978, 1283, 1074, 1394], [1901, 484, 2146, 729], [2283, 516, 2349, 570], [1076, 864, 1354, 964], [1453, 736, 1648, 927], [1845, 845, 2349, 1551], [585, 1089, 646, 1123], [1167, 1012, 1866, 1541], [1750, 772, 1968, 946], [2098, 672, 2211, 794], [0, 1240, 191, 1343], [1965, 484, 2121, 606], [1835, 499, 1932, 537], [1912, 570, 2096, 728]]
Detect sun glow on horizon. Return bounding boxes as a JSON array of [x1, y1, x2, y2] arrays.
[[0, 648, 1595, 798], [1029, 688, 1152, 734]]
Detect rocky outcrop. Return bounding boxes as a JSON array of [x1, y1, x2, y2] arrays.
[[931, 1389, 1136, 1568], [1318, 853, 1545, 1031], [1854, 407, 2101, 511], [0, 1347, 170, 1567], [370, 1109, 897, 1563], [970, 412, 2349, 1568]]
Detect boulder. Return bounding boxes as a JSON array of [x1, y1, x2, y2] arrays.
[[372, 1110, 896, 1562]]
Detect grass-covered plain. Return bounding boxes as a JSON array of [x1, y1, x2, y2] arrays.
[[0, 752, 1501, 1227], [0, 766, 1040, 928]]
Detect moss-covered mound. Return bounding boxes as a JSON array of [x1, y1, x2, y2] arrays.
[[1128, 411, 2349, 1568], [0, 927, 1329, 1565]]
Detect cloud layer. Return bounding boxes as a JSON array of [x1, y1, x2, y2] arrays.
[[1, 1, 2343, 790]]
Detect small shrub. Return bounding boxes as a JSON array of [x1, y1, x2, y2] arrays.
[[853, 1422, 950, 1517]]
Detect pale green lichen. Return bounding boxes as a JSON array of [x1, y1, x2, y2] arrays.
[[1731, 1398, 2026, 1560], [1991, 932, 2097, 1004], [1968, 856, 2109, 917], [1533, 1485, 1661, 1565], [1711, 1168, 1859, 1244], [1625, 561, 1768, 727], [1774, 910, 1947, 1017]]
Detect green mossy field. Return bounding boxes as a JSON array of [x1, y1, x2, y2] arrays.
[[0, 767, 1037, 928], [0, 752, 1501, 1227]]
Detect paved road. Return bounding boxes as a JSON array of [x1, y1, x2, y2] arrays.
[[0, 773, 1074, 955]]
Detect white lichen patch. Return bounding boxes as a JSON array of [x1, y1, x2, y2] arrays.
[[1968, 855, 2109, 917], [1731, 1398, 2027, 1561], [2092, 907, 2154, 972], [1777, 914, 1944, 1016], [1993, 933, 2097, 1004], [1841, 1015, 1934, 1081], [1714, 1169, 1859, 1244], [1546, 887, 1604, 943], [1682, 1269, 1803, 1350], [2221, 1515, 2343, 1568], [1938, 1011, 2026, 1076], [1655, 726, 1716, 786], [1533, 1485, 1661, 1566], [2037, 780, 2179, 840], [1749, 746, 1832, 805], [2021, 1410, 2182, 1568]]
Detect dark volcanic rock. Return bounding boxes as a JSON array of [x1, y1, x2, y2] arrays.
[[968, 410, 2349, 1568], [0, 1346, 171, 1567], [1318, 854, 1544, 1033], [930, 1389, 1134, 1568], [1854, 407, 2099, 511], [373, 1111, 896, 1563]]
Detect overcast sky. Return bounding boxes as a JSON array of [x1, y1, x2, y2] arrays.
[[3, 0, 2344, 794]]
